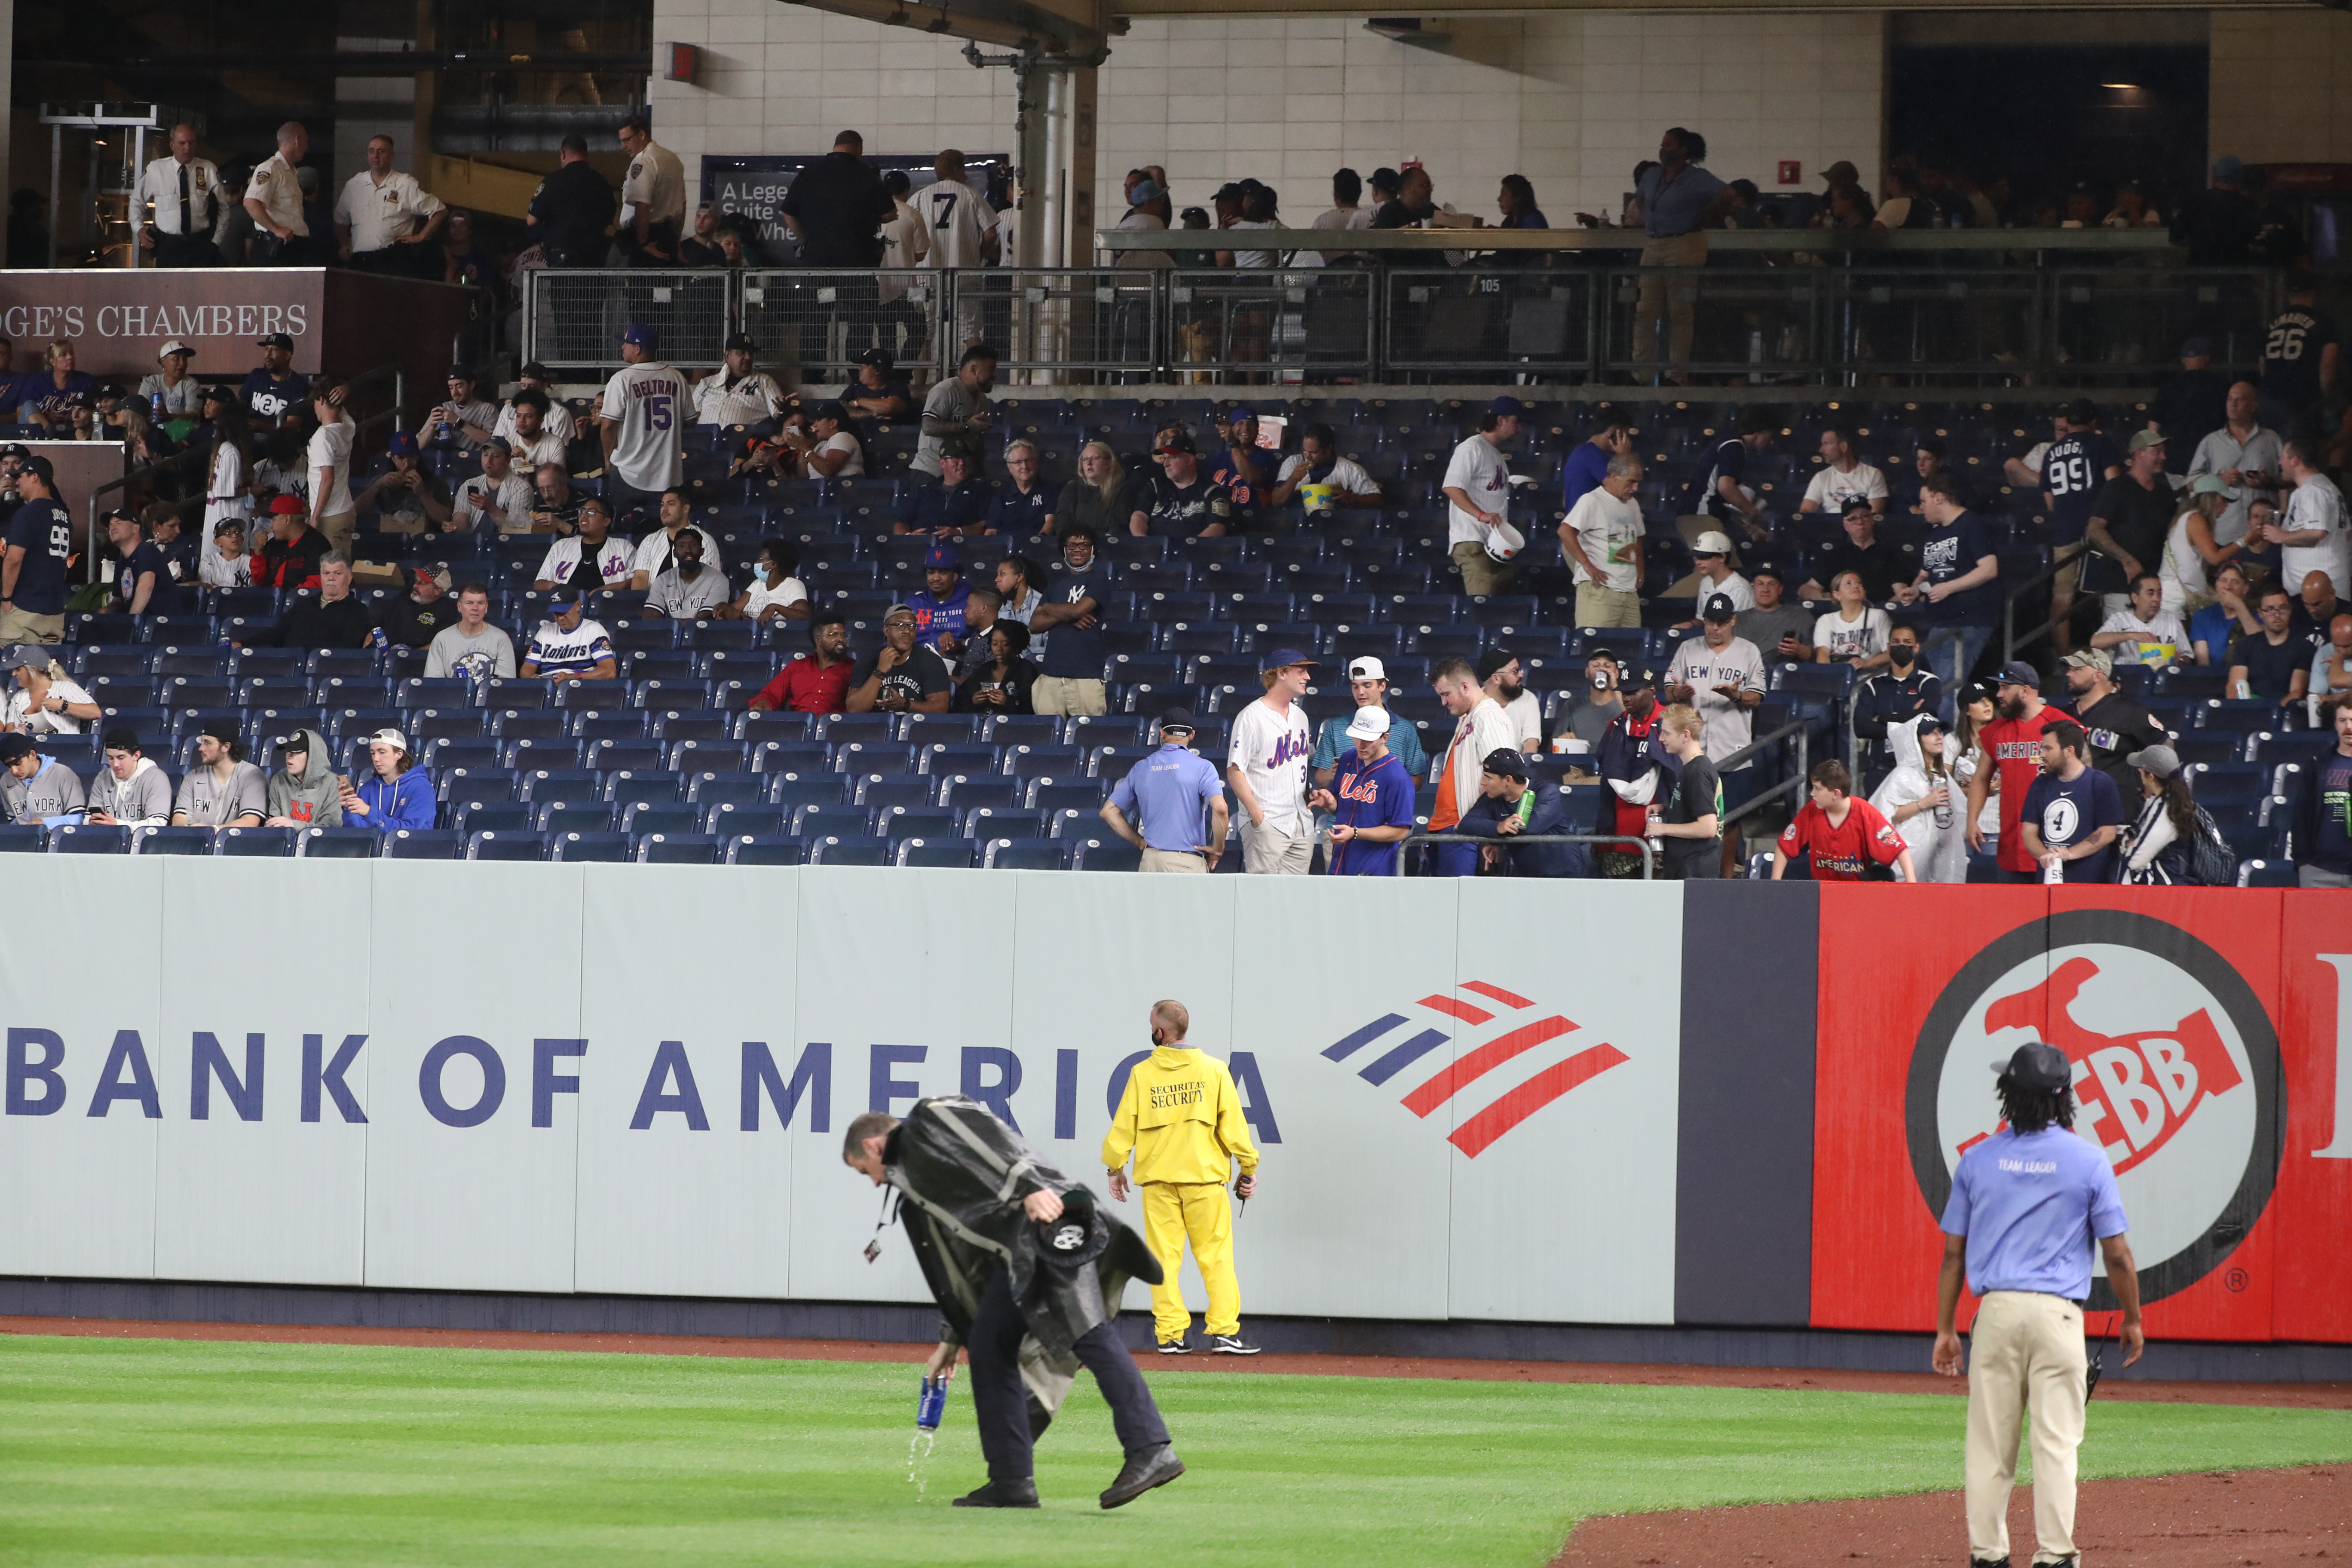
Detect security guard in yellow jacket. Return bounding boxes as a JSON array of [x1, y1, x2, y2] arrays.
[[1102, 999, 1262, 1355]]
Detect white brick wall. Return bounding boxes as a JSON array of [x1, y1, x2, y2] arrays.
[[649, 3, 1883, 238]]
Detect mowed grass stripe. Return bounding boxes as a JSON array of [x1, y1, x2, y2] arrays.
[[3, 1335, 2347, 1568]]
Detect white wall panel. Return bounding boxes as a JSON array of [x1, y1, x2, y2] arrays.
[[361, 861, 585, 1292], [0, 858, 164, 1279], [572, 864, 801, 1298], [151, 858, 373, 1286]]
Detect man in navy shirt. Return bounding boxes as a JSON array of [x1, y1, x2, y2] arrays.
[[104, 509, 172, 617], [1629, 126, 1733, 383], [2018, 718, 2124, 882], [2291, 696, 2352, 886], [0, 456, 73, 645], [241, 332, 309, 426], [906, 542, 973, 659], [1937, 1041, 2139, 1568], [2039, 398, 2121, 656], [1897, 473, 2000, 690], [838, 348, 913, 420], [1028, 523, 1112, 716], [1689, 404, 1777, 543], [1562, 409, 1633, 512], [894, 441, 992, 537], [1307, 704, 1418, 875]]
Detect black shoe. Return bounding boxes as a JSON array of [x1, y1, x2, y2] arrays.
[[1099, 1444, 1185, 1509], [1156, 1335, 1191, 1354], [1969, 1558, 2011, 1567], [1207, 1332, 1262, 1355], [952, 1478, 1039, 1509]]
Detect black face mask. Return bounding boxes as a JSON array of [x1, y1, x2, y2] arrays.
[[1889, 643, 1917, 667]]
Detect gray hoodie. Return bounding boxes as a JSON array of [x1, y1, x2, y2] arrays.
[[86, 755, 174, 826], [263, 727, 344, 828], [3, 755, 87, 822]]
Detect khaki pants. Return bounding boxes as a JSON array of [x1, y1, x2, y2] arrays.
[[1239, 816, 1311, 874], [316, 509, 357, 558], [1632, 231, 1709, 374], [0, 607, 64, 646], [1450, 539, 1516, 599], [1140, 848, 1207, 874], [1966, 1290, 2089, 1565], [1030, 675, 1106, 717], [1142, 1181, 1239, 1341], [1575, 584, 1642, 628]]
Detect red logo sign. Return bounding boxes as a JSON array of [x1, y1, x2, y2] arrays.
[[1323, 980, 1626, 1157]]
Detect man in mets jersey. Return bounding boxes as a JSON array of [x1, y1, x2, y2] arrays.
[[597, 324, 689, 525], [1308, 704, 1418, 874], [1102, 1000, 1262, 1355]]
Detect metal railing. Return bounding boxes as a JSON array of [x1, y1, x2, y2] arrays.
[[520, 246, 2289, 387], [1718, 718, 1811, 838], [1391, 830, 1658, 878]]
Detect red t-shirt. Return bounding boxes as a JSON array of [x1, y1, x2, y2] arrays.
[[1977, 704, 2071, 874], [1779, 796, 1905, 880], [753, 654, 853, 715]]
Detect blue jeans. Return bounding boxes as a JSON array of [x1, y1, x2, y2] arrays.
[[1921, 621, 1994, 692]]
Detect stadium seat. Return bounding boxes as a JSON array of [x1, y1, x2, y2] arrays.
[[723, 834, 807, 866], [383, 830, 464, 859], [637, 833, 722, 864], [983, 839, 1069, 870], [297, 829, 380, 859], [552, 832, 633, 862], [808, 834, 893, 866], [131, 826, 212, 856], [1072, 837, 1143, 872], [895, 837, 978, 868], [212, 827, 298, 856]]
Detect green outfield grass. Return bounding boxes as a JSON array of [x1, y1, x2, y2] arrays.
[[3, 1335, 2347, 1568]]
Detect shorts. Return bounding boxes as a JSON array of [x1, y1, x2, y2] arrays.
[[1239, 816, 1312, 874], [2049, 542, 2088, 598]]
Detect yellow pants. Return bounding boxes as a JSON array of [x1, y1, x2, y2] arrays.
[[1141, 1181, 1239, 1341], [1965, 1290, 2089, 1565]]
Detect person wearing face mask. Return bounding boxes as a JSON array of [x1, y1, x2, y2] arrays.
[[1870, 713, 1969, 882], [1850, 620, 1942, 784], [1478, 647, 1542, 753], [1101, 1000, 1261, 1357], [1596, 667, 1677, 877]]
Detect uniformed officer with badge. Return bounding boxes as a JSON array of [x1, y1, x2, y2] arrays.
[[136, 124, 223, 267], [1935, 1041, 2144, 1568], [614, 115, 686, 266], [333, 135, 447, 278]]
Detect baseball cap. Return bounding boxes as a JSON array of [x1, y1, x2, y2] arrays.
[[387, 430, 419, 456], [1480, 747, 1529, 780], [446, 364, 475, 382], [102, 727, 141, 753], [1158, 705, 1196, 735], [1488, 395, 1527, 419], [1692, 530, 1734, 557], [1346, 655, 1387, 683], [1130, 178, 1165, 204], [3, 644, 49, 671], [1913, 713, 1947, 737], [2125, 743, 2182, 778], [2189, 472, 2236, 498], [1621, 666, 1658, 690], [2128, 428, 2168, 453], [1700, 592, 1739, 623], [2180, 335, 2212, 359], [1345, 705, 1392, 742], [0, 442, 27, 462], [2064, 646, 2114, 676], [0, 733, 34, 764], [884, 602, 918, 622], [268, 494, 306, 515], [1822, 160, 1859, 185], [1260, 646, 1317, 672], [547, 595, 581, 613], [256, 331, 294, 350], [19, 454, 53, 485], [2064, 396, 2100, 426], [1992, 1040, 2073, 1096], [723, 332, 755, 352], [157, 339, 193, 361], [922, 544, 960, 570], [851, 348, 896, 371], [1225, 404, 1255, 423], [365, 727, 410, 752], [1749, 562, 1784, 583], [1475, 647, 1517, 682], [482, 435, 512, 456], [199, 717, 241, 745], [273, 730, 312, 753], [1841, 494, 1877, 517], [619, 323, 659, 349], [1995, 660, 2040, 688], [1155, 430, 1197, 456]]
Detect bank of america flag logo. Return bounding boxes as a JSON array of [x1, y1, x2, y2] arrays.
[[1321, 980, 1627, 1157]]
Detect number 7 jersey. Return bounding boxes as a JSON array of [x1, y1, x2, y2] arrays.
[[911, 178, 999, 270], [597, 360, 690, 492]]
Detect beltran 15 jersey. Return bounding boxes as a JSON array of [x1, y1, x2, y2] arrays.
[[599, 361, 689, 490]]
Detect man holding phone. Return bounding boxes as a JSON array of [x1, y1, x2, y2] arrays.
[[1663, 593, 1764, 875]]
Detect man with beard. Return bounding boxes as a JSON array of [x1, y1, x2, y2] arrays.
[[1597, 667, 1677, 877], [2063, 646, 2167, 802], [842, 1099, 1182, 1510], [1965, 662, 2073, 882], [1478, 647, 1542, 753]]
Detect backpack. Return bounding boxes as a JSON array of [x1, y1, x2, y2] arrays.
[[2186, 805, 2237, 887]]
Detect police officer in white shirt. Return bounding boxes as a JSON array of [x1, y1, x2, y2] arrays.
[[243, 121, 325, 264], [913, 150, 1001, 347], [334, 135, 447, 278], [693, 334, 787, 427], [135, 124, 223, 267], [615, 115, 686, 266]]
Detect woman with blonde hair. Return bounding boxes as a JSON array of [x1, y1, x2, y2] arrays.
[[1051, 440, 1135, 539], [2, 648, 101, 735]]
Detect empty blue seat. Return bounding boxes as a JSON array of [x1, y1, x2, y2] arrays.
[[963, 806, 1044, 840], [467, 830, 548, 861], [1072, 837, 1143, 872], [808, 834, 892, 866], [856, 775, 934, 811], [793, 802, 876, 836], [297, 828, 380, 859], [723, 834, 807, 866], [132, 826, 212, 856], [535, 799, 617, 833], [623, 801, 702, 837], [881, 806, 958, 841], [213, 827, 297, 857], [552, 831, 633, 862], [705, 803, 787, 837], [383, 829, 464, 858], [895, 837, 978, 868], [984, 839, 1069, 870], [637, 832, 721, 864], [669, 738, 750, 772], [48, 823, 131, 854], [688, 772, 768, 806], [456, 801, 533, 836]]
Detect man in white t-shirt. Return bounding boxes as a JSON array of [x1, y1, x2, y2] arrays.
[[628, 487, 724, 590], [1559, 452, 1645, 628], [913, 150, 1001, 348], [596, 323, 689, 524], [493, 368, 578, 447], [1664, 593, 1767, 875], [1681, 530, 1755, 622], [2267, 437, 2350, 599], [1266, 423, 1383, 522], [1442, 397, 1525, 598], [304, 379, 356, 555], [692, 333, 787, 427], [1225, 647, 1317, 874], [2090, 571, 2192, 667], [1479, 649, 1544, 753], [1798, 427, 1889, 517], [452, 438, 535, 534]]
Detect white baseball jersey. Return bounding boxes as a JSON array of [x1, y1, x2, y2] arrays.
[[693, 370, 786, 428], [454, 472, 535, 533], [598, 361, 689, 491], [525, 617, 616, 677], [494, 398, 577, 447], [913, 179, 999, 270], [537, 533, 638, 588]]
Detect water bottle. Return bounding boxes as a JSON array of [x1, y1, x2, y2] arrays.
[[437, 419, 453, 447], [150, 392, 167, 423], [916, 1375, 946, 1431], [369, 625, 389, 652]]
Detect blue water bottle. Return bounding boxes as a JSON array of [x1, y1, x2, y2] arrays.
[[916, 1375, 946, 1431], [150, 392, 167, 423]]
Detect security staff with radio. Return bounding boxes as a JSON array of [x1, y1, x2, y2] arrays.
[[526, 135, 618, 267], [1935, 1041, 2143, 1568], [135, 124, 224, 267]]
